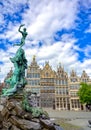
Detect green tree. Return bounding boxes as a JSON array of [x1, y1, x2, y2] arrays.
[[78, 83, 91, 104]]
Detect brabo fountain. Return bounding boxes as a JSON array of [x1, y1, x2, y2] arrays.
[[0, 25, 63, 130]]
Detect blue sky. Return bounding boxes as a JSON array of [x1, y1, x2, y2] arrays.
[[0, 0, 91, 81]]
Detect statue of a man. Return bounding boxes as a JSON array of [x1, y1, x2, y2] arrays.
[[14, 24, 28, 47]]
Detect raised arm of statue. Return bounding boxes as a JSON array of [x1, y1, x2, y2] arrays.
[[18, 24, 25, 33]]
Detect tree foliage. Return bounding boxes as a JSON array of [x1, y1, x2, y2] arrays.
[[78, 82, 91, 104]]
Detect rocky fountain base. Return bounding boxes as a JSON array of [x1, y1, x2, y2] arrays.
[[0, 92, 63, 130]]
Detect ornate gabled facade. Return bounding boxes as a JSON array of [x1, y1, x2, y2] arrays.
[[26, 56, 41, 106], [69, 70, 81, 110], [40, 61, 56, 108], [55, 64, 69, 110], [80, 70, 90, 83]]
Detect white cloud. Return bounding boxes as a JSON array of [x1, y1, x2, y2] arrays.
[[24, 35, 91, 78], [26, 0, 79, 42], [0, 0, 79, 44], [85, 24, 91, 33], [83, 45, 91, 58], [0, 0, 29, 15], [0, 34, 91, 82], [0, 14, 4, 25]]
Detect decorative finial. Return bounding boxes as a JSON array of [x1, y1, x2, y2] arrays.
[[33, 55, 36, 61]]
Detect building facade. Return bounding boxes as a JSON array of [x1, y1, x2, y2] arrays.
[[26, 56, 41, 106], [5, 56, 91, 111], [25, 57, 91, 110], [40, 61, 56, 108], [55, 65, 69, 110], [69, 70, 82, 110]]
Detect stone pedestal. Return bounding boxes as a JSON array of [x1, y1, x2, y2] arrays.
[[0, 93, 63, 130]]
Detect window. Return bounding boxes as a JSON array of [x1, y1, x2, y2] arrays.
[[27, 80, 40, 86], [71, 99, 80, 108], [70, 91, 77, 97], [62, 80, 64, 85], [71, 78, 77, 82], [70, 85, 80, 89], [46, 72, 48, 77]]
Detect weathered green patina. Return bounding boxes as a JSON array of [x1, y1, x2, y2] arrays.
[[2, 25, 28, 96], [22, 91, 49, 118], [13, 24, 28, 47]]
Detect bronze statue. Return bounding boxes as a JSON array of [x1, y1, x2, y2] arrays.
[[2, 25, 28, 96], [14, 24, 28, 47]]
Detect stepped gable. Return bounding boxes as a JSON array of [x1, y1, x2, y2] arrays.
[[40, 61, 56, 78], [27, 55, 41, 75], [69, 69, 79, 82], [56, 64, 68, 79], [80, 70, 90, 82]]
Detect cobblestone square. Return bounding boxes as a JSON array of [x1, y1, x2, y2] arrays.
[[43, 108, 91, 130]]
